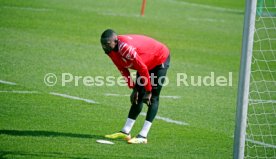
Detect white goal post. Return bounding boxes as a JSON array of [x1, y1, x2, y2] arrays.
[[234, 0, 276, 159]]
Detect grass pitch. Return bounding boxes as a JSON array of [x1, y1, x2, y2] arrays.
[[0, 0, 245, 158]]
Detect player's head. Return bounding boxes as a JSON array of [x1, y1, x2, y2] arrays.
[[100, 29, 118, 54]]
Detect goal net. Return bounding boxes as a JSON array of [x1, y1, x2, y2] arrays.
[[246, 0, 276, 158], [234, 0, 276, 158]]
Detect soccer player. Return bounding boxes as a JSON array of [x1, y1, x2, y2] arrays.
[[100, 29, 170, 144]]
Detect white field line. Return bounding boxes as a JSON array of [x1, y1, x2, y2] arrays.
[[0, 90, 39, 94], [2, 6, 52, 12], [0, 90, 97, 104], [140, 112, 189, 126], [0, 81, 184, 125], [1, 90, 186, 126], [98, 12, 139, 18], [0, 80, 17, 85], [105, 93, 186, 125], [49, 92, 97, 104], [249, 99, 276, 104], [104, 93, 181, 99], [105, 93, 129, 97], [161, 95, 181, 99], [167, 0, 242, 13], [187, 17, 225, 23], [246, 138, 276, 149], [98, 0, 242, 19]]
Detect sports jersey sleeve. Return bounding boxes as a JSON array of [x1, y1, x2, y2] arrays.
[[117, 66, 135, 89], [119, 43, 152, 91]]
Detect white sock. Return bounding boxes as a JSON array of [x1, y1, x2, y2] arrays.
[[121, 118, 135, 134], [139, 120, 152, 138]]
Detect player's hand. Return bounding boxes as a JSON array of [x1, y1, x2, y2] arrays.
[[143, 91, 152, 106], [130, 88, 138, 105]]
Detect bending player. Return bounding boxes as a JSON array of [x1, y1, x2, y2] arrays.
[[100, 29, 170, 144]]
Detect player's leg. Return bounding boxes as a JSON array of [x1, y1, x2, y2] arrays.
[[143, 67, 168, 133], [121, 86, 145, 134], [105, 93, 144, 140], [128, 55, 170, 144], [106, 74, 145, 140], [128, 68, 168, 144]]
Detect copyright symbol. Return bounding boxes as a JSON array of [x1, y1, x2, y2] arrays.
[[44, 73, 57, 86]]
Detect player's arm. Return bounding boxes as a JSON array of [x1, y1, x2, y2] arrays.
[[131, 56, 152, 91], [131, 55, 152, 106], [112, 59, 138, 104], [117, 66, 135, 89], [119, 43, 152, 92], [119, 43, 152, 105], [117, 67, 139, 105]]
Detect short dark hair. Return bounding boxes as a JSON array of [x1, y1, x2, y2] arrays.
[[100, 29, 116, 44]]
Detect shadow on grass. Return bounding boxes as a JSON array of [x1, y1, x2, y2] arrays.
[[0, 150, 150, 159], [0, 129, 104, 139], [0, 150, 91, 159], [0, 130, 130, 159]]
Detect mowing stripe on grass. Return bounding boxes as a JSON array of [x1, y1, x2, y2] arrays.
[[2, 6, 52, 12], [246, 138, 276, 149], [0, 90, 39, 94], [140, 112, 189, 126], [49, 92, 97, 104], [104, 93, 181, 99], [0, 90, 186, 126], [0, 80, 17, 85]]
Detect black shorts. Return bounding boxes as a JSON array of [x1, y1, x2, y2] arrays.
[[135, 54, 170, 95]]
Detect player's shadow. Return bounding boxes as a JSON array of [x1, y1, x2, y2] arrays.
[[0, 129, 104, 139], [0, 150, 91, 159]]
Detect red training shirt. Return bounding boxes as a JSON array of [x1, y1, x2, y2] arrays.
[[107, 34, 169, 91]]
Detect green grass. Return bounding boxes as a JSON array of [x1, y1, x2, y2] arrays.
[[0, 0, 245, 158]]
